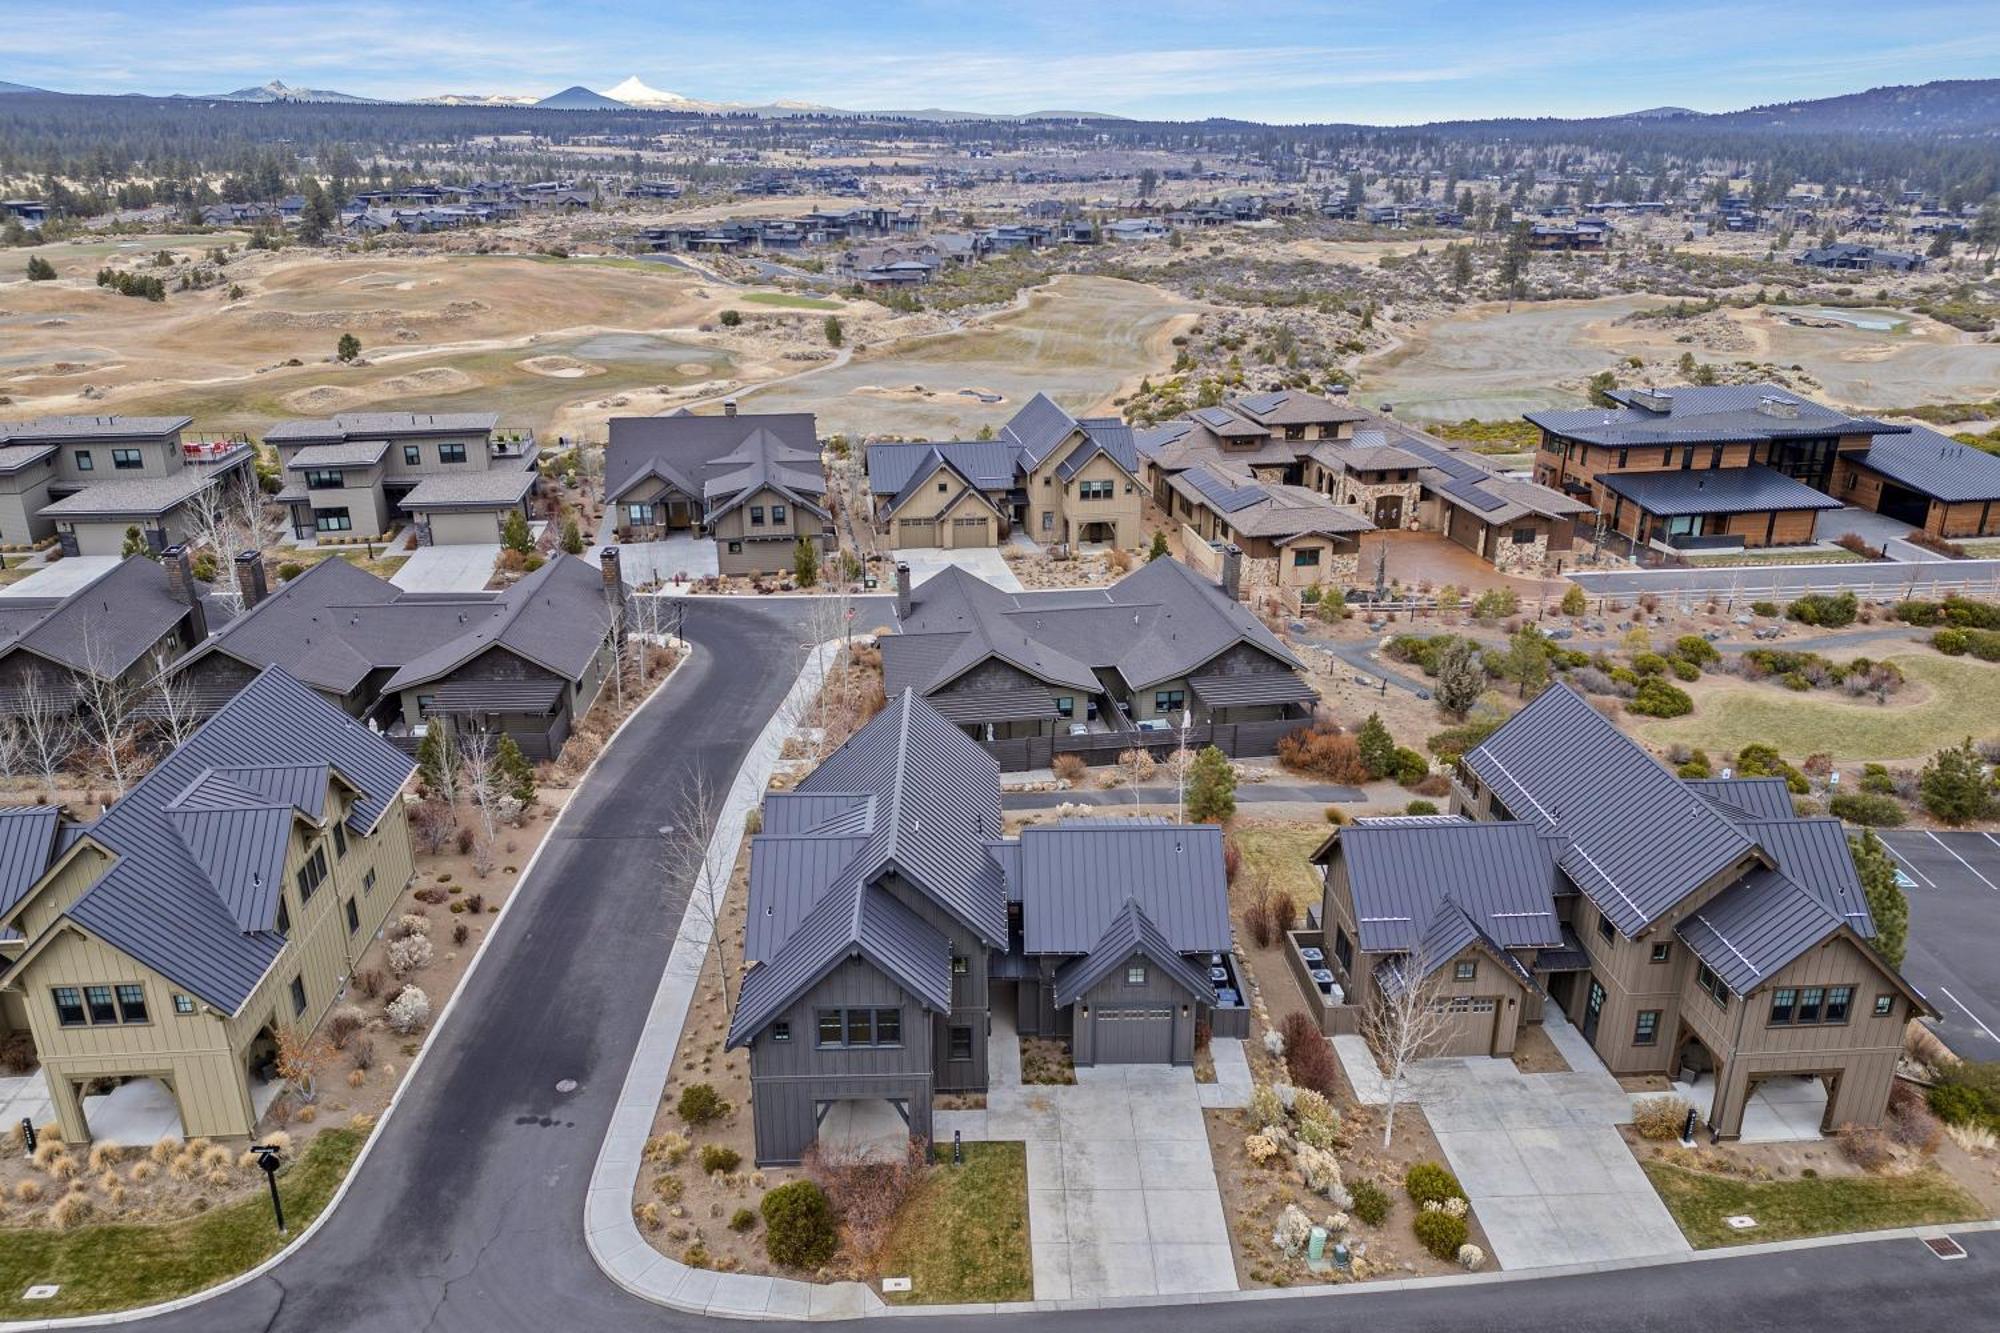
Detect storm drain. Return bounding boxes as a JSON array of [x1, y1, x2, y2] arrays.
[[1923, 1236, 1967, 1261]]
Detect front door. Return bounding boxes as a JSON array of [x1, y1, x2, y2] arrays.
[[1582, 978, 1605, 1044], [1373, 494, 1403, 528]]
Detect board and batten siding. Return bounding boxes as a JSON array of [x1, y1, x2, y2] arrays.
[[1071, 953, 1198, 1067], [746, 955, 933, 1166], [876, 871, 990, 1092]]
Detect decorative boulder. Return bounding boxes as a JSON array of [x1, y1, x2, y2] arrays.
[[1263, 1029, 1287, 1059], [1457, 1242, 1485, 1271], [1272, 1203, 1314, 1255]]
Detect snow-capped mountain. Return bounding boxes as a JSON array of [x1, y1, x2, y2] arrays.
[[422, 92, 543, 107], [602, 76, 707, 109], [206, 79, 378, 104]]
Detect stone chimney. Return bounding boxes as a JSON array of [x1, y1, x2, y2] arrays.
[[600, 546, 626, 642], [1220, 543, 1243, 601], [722, 397, 739, 417], [895, 562, 912, 621], [234, 550, 268, 611], [162, 544, 208, 642]]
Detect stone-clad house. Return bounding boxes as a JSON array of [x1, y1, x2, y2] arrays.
[[604, 405, 833, 576], [1309, 684, 1930, 1140], [865, 394, 1143, 550], [0, 668, 418, 1143], [878, 556, 1317, 770], [725, 691, 1237, 1165]]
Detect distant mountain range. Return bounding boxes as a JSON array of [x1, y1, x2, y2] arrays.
[[201, 79, 379, 104], [0, 79, 48, 94]]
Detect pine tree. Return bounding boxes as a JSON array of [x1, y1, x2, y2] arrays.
[[495, 735, 538, 806], [822, 315, 843, 348], [1847, 829, 1908, 968], [1187, 745, 1236, 824], [1356, 713, 1396, 780], [560, 516, 584, 555], [1560, 584, 1587, 616], [1431, 637, 1485, 718], [501, 508, 534, 555], [792, 534, 819, 587], [1148, 530, 1170, 562], [336, 333, 361, 362], [25, 255, 56, 281], [1919, 738, 1994, 826]]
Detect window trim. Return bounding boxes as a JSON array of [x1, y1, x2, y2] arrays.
[[111, 447, 144, 470], [172, 993, 197, 1015], [438, 442, 468, 464], [74, 449, 94, 471], [1650, 942, 1671, 963], [52, 986, 86, 1027], [1633, 1009, 1661, 1046], [403, 444, 423, 466], [1126, 964, 1148, 985], [813, 1006, 905, 1049], [1695, 962, 1729, 1007], [289, 974, 308, 1017], [1453, 960, 1477, 982], [85, 984, 119, 1025], [948, 1024, 974, 1062], [1873, 993, 1895, 1018], [114, 983, 150, 1025]]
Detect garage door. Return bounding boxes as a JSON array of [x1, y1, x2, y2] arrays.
[[1093, 1005, 1173, 1064], [1875, 482, 1931, 527], [1429, 996, 1499, 1057], [948, 516, 991, 548], [897, 518, 937, 547]]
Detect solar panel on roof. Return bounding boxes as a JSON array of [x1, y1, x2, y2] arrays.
[[1193, 407, 1238, 427], [1443, 476, 1507, 512]]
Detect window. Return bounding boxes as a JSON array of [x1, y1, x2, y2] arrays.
[[771, 503, 786, 525], [948, 1025, 973, 1061], [749, 505, 766, 526], [345, 898, 360, 934], [363, 867, 377, 893], [52, 987, 85, 1027], [1770, 988, 1796, 1024], [172, 993, 196, 1015], [439, 443, 467, 464], [1695, 962, 1729, 1007], [1651, 942, 1672, 964], [937, 481, 948, 492], [815, 1007, 904, 1048], [1634, 1010, 1660, 1046], [1873, 993, 1896, 1018], [86, 985, 118, 1024], [627, 503, 656, 526], [951, 955, 969, 976], [1333, 928, 1354, 972], [333, 822, 348, 858], [289, 974, 308, 1017], [313, 507, 353, 533], [1597, 911, 1615, 943], [1055, 696, 1074, 718], [1041, 511, 1053, 531], [1453, 960, 1477, 982], [1616, 448, 1630, 468], [112, 448, 144, 469], [303, 468, 344, 490], [1293, 547, 1321, 568], [727, 540, 742, 554], [296, 845, 329, 901], [771, 1021, 791, 1043], [1126, 964, 1148, 985], [1155, 689, 1185, 713], [116, 984, 148, 1024], [404, 444, 423, 466], [276, 898, 291, 937], [1512, 528, 1536, 544], [1795, 986, 1824, 1024], [1078, 479, 1113, 501], [74, 449, 93, 471], [1825, 986, 1852, 1023]]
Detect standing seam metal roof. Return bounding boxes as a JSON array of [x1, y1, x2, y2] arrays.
[[1017, 821, 1230, 955], [1052, 899, 1215, 1006]]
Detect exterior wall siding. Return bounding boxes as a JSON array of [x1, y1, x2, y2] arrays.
[[1071, 954, 1198, 1066]]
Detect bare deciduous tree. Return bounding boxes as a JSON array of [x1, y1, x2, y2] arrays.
[[458, 729, 501, 878], [14, 666, 77, 801], [185, 468, 283, 615], [1362, 943, 1458, 1147], [144, 647, 206, 750], [71, 615, 143, 796], [661, 765, 736, 1022]]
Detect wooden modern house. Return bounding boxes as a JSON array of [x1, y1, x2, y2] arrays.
[[725, 691, 1237, 1165], [1308, 684, 1929, 1140], [0, 668, 418, 1143]]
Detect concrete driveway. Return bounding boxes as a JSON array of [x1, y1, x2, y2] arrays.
[[390, 543, 499, 592], [935, 1016, 1238, 1300], [608, 536, 720, 588], [1337, 1012, 1688, 1270], [896, 546, 1025, 594], [0, 554, 119, 598]]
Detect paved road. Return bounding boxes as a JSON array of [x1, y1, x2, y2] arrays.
[[58, 599, 2000, 1332], [1878, 829, 2000, 1062]]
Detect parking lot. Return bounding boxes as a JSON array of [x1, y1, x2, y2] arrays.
[[1877, 830, 2000, 1061]]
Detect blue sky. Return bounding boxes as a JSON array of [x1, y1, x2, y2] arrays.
[[8, 0, 2000, 122]]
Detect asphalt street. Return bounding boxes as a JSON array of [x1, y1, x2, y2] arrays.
[[1878, 829, 2000, 1062], [48, 596, 2000, 1333]]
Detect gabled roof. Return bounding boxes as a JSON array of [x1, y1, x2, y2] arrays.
[[867, 440, 1017, 497], [1052, 899, 1216, 1007], [1017, 820, 1230, 955], [604, 409, 819, 505], [727, 877, 953, 1049], [1379, 900, 1541, 999], [0, 806, 61, 933], [1326, 820, 1562, 954], [0, 555, 219, 682], [1682, 776, 1796, 822], [883, 448, 1007, 521], [1463, 684, 1759, 936], [47, 668, 416, 1013], [702, 427, 830, 522], [999, 392, 1083, 468], [1054, 419, 1140, 480]]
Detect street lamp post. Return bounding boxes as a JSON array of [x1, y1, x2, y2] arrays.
[[1177, 708, 1191, 824], [249, 1143, 286, 1234]]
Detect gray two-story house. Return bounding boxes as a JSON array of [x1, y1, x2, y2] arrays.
[[264, 413, 539, 545], [0, 415, 255, 555]]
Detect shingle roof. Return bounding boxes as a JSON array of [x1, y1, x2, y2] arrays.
[[1852, 425, 2000, 504], [38, 468, 228, 519], [283, 440, 392, 470], [0, 555, 214, 682], [604, 410, 818, 503], [263, 413, 498, 443], [0, 416, 191, 443], [702, 427, 830, 522], [401, 469, 536, 510], [1052, 899, 1216, 1006], [1463, 684, 1758, 936], [0, 443, 58, 475], [53, 668, 415, 1013], [1598, 465, 1844, 516], [1017, 820, 1230, 955]]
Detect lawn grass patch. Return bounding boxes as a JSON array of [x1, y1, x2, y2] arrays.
[[876, 1142, 1030, 1304], [1628, 653, 2000, 764], [1642, 1160, 1981, 1248], [739, 292, 841, 310], [1682, 547, 1870, 567], [0, 1127, 367, 1318], [1230, 821, 1328, 910]]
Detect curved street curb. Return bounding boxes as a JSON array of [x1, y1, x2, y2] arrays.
[[0, 648, 694, 1333]]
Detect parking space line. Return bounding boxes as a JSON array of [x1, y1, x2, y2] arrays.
[[1938, 987, 2000, 1046], [1883, 837, 1937, 889], [1927, 831, 2000, 892]]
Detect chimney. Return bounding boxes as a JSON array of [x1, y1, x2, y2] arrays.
[[234, 550, 268, 610], [722, 397, 739, 418], [1756, 394, 1800, 420], [1220, 543, 1243, 601], [1627, 387, 1675, 414], [895, 562, 912, 621], [599, 546, 626, 641], [163, 544, 208, 641]]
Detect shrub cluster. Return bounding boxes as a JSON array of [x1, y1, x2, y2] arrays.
[[1403, 1160, 1464, 1207], [1895, 596, 2000, 630], [1632, 1095, 1692, 1141], [1348, 1178, 1390, 1226], [760, 1179, 840, 1268], [1276, 725, 1370, 783], [1412, 1208, 1470, 1261], [1931, 627, 2000, 661], [1278, 1010, 1340, 1097], [676, 1083, 730, 1126], [1785, 591, 1858, 627], [1827, 792, 1905, 827], [1927, 1060, 2000, 1133]]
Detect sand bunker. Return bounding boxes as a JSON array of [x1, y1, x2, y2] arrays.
[[852, 384, 939, 401], [282, 366, 476, 413], [515, 355, 607, 379]]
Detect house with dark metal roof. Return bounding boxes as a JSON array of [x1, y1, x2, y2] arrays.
[[724, 691, 1237, 1164], [603, 404, 831, 576], [165, 551, 620, 761], [864, 393, 1142, 551], [1162, 465, 1375, 587], [1795, 243, 1924, 273], [0, 666, 419, 1143], [880, 555, 1315, 771], [264, 412, 537, 545], [1309, 683, 1931, 1140], [1831, 424, 2000, 540], [1526, 384, 1926, 551]]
